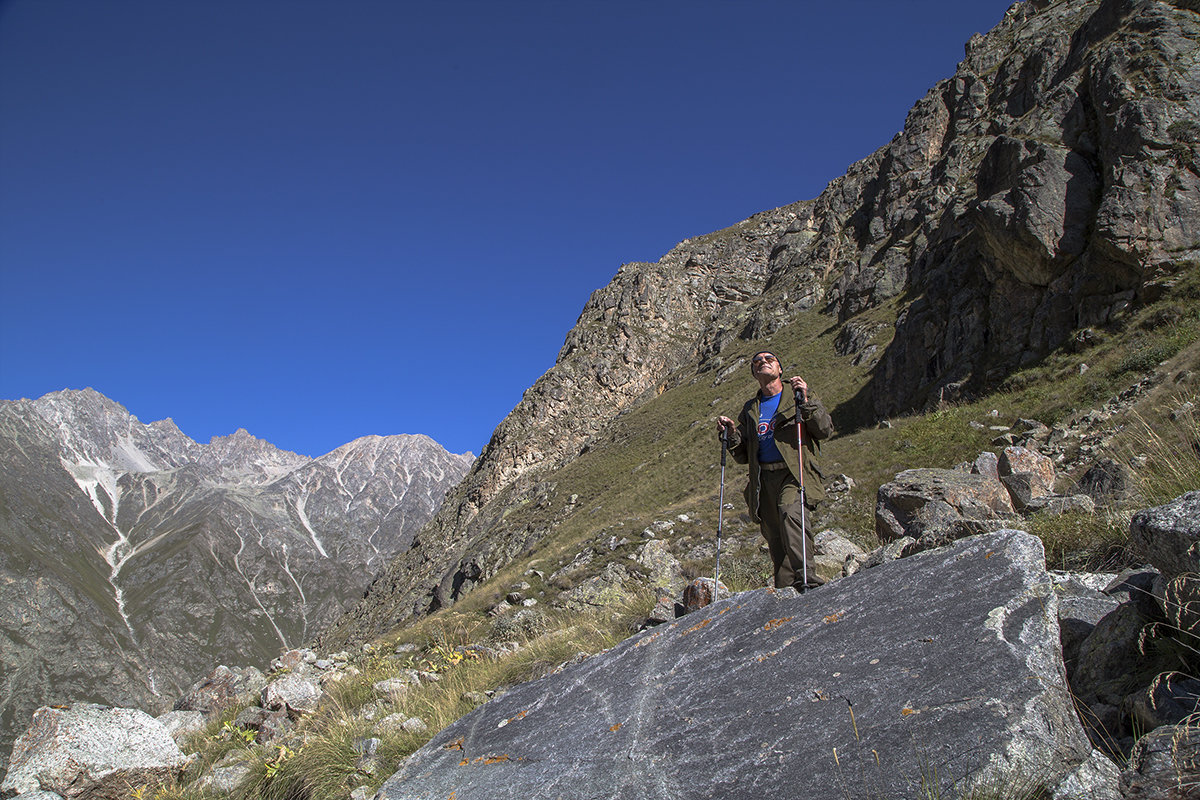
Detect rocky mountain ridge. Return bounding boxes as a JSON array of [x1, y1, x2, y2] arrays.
[[319, 0, 1200, 648], [0, 388, 473, 771]]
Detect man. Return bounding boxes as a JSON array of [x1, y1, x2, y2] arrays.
[[717, 350, 833, 592]]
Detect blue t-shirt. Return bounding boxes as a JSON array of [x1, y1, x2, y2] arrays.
[[757, 391, 784, 463]]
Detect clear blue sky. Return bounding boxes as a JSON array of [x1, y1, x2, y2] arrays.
[[0, 1, 1016, 459]]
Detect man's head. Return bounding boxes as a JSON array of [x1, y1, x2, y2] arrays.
[[750, 351, 781, 383]]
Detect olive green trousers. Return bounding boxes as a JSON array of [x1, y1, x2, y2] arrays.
[[757, 466, 823, 591]]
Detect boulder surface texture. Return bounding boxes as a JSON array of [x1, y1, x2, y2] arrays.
[[379, 531, 1090, 799], [1, 703, 186, 799]]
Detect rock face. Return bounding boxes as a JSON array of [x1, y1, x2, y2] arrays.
[[378, 531, 1091, 800], [0, 388, 473, 771], [1, 703, 187, 799], [320, 0, 1200, 649]]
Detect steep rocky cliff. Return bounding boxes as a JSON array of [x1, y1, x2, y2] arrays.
[[0, 388, 473, 768], [319, 0, 1200, 648]]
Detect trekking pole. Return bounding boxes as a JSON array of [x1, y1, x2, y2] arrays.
[[793, 386, 809, 594], [714, 426, 728, 596]]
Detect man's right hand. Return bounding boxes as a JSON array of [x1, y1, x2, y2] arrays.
[[717, 416, 735, 440]]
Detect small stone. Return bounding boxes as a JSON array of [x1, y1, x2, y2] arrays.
[[376, 713, 428, 736], [261, 673, 323, 718], [373, 678, 411, 698], [680, 578, 729, 614]]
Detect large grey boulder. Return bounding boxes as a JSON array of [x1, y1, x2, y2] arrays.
[[378, 531, 1090, 800], [1130, 492, 1200, 579], [1, 703, 187, 799]]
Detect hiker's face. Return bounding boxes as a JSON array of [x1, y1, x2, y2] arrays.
[[751, 353, 780, 380]]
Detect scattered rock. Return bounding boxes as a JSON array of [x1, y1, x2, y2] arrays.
[[558, 562, 634, 610], [875, 468, 1015, 544], [1023, 494, 1095, 515], [1119, 723, 1200, 798], [373, 678, 412, 699], [1051, 572, 1121, 672], [633, 539, 684, 592], [679, 577, 729, 614], [173, 665, 267, 719], [377, 714, 428, 736], [196, 750, 255, 795], [1076, 459, 1136, 507], [997, 446, 1056, 509], [1051, 748, 1121, 800], [261, 673, 323, 718], [1123, 671, 1200, 732], [1130, 492, 1200, 579], [155, 710, 206, 744]]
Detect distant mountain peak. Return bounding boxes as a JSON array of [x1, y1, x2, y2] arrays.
[[0, 386, 474, 768]]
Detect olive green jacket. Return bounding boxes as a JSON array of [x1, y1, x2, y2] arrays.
[[727, 391, 834, 523]]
